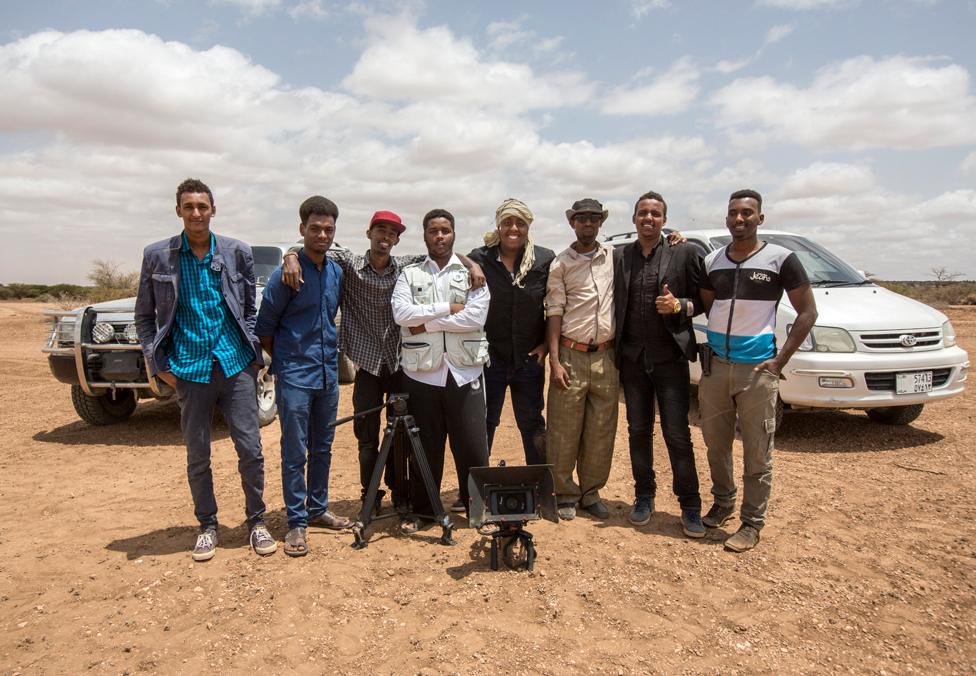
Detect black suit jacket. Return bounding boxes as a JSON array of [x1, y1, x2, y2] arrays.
[[612, 239, 706, 368]]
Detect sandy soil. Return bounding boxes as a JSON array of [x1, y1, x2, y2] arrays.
[[1, 301, 974, 675]]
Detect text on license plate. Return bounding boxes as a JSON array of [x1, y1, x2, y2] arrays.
[[896, 371, 933, 394]]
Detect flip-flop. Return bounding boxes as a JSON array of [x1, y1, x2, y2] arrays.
[[284, 528, 308, 557]]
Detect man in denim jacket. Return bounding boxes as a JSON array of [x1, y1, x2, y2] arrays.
[[134, 178, 275, 562]]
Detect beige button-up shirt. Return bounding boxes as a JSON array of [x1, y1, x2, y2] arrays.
[[544, 241, 615, 345]]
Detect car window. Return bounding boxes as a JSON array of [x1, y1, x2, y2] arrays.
[[708, 234, 867, 286], [252, 246, 283, 285]]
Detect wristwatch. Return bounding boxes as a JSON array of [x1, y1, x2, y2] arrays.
[[672, 299, 681, 314]]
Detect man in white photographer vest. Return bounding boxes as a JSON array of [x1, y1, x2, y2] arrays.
[[391, 208, 491, 532]]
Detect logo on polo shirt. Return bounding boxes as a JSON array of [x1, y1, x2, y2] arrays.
[[750, 271, 772, 283]]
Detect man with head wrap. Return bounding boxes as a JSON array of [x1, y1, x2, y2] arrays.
[[468, 199, 556, 465]]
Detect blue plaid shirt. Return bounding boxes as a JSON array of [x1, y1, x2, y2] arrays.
[[169, 233, 255, 383]]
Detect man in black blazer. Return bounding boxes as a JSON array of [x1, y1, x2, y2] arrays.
[[612, 190, 706, 538]]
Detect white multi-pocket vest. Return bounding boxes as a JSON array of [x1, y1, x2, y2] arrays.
[[399, 263, 489, 373]]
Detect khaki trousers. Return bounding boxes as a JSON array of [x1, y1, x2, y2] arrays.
[[698, 356, 778, 530], [546, 346, 619, 507]]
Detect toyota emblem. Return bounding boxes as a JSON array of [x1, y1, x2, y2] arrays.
[[899, 334, 918, 347]]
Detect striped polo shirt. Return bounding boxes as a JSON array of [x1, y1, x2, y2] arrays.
[[701, 242, 809, 364]]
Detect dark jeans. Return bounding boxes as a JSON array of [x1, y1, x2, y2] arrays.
[[620, 356, 701, 511], [484, 356, 547, 465], [404, 371, 489, 517], [353, 368, 403, 500], [174, 363, 266, 530], [276, 380, 339, 529]]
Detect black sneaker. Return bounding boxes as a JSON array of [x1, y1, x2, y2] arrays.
[[628, 497, 654, 526], [702, 503, 735, 528], [681, 509, 706, 539]]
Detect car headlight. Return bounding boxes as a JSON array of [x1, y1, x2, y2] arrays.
[[790, 324, 856, 353], [123, 323, 139, 344], [943, 320, 956, 348], [92, 322, 115, 343]]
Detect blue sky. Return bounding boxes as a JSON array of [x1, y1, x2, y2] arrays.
[[1, 0, 974, 282]]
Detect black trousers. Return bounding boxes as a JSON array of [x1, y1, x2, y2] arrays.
[[404, 371, 489, 517], [352, 367, 403, 499], [620, 355, 702, 511]]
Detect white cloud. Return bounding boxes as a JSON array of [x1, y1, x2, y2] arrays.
[[711, 55, 976, 150], [765, 23, 795, 44], [631, 0, 670, 18], [601, 57, 700, 116], [779, 162, 877, 198], [209, 0, 282, 16], [756, 0, 852, 9], [343, 15, 594, 111], [288, 0, 330, 20], [961, 151, 976, 175]]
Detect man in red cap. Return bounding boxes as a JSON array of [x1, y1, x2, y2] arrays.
[[282, 211, 484, 515]]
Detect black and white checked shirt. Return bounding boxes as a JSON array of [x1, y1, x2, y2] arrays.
[[332, 249, 425, 377]]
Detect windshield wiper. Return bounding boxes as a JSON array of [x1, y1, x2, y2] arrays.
[[811, 280, 861, 287]]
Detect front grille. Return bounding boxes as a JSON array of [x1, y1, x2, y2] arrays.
[[858, 330, 941, 350], [865, 368, 952, 391]]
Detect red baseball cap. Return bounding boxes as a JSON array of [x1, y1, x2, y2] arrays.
[[369, 210, 405, 235]]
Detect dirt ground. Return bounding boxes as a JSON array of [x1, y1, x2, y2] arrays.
[[1, 301, 974, 675]]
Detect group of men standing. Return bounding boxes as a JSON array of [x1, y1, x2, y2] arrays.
[[135, 177, 816, 562]]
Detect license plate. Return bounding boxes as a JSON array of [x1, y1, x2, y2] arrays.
[[896, 371, 932, 394]]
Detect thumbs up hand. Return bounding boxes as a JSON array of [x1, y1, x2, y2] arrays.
[[655, 283, 680, 315]]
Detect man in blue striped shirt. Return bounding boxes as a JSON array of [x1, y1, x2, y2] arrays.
[[134, 178, 276, 562], [256, 196, 350, 557]]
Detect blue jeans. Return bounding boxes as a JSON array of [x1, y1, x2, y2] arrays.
[[484, 356, 547, 465], [276, 380, 339, 529], [620, 356, 701, 511]]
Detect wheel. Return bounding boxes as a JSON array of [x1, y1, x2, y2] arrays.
[[502, 535, 531, 570], [338, 352, 357, 384], [866, 404, 924, 425], [71, 385, 137, 425], [255, 365, 277, 427]]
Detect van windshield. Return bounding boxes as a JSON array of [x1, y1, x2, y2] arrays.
[[709, 234, 869, 286], [252, 246, 283, 286]]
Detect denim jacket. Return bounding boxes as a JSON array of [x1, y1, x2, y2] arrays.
[[134, 232, 264, 376]]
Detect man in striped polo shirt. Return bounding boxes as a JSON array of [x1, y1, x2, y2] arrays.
[[698, 189, 817, 552]]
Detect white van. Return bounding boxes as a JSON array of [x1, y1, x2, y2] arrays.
[[606, 229, 969, 425]]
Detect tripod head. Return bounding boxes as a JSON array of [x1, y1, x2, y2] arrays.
[[330, 393, 410, 428]]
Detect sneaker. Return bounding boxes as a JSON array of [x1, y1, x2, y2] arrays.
[[681, 509, 706, 539], [284, 527, 308, 557], [724, 524, 761, 552], [583, 500, 610, 519], [250, 523, 277, 556], [702, 503, 735, 528], [449, 498, 466, 513], [308, 511, 352, 530], [399, 517, 434, 534], [628, 497, 654, 526], [192, 528, 217, 562], [557, 504, 577, 521]]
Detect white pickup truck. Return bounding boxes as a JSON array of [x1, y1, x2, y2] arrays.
[[43, 241, 356, 426], [605, 229, 969, 425]]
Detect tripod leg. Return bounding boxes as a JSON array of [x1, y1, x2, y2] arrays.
[[490, 534, 500, 571], [403, 415, 455, 546], [352, 419, 397, 550], [524, 532, 536, 572]]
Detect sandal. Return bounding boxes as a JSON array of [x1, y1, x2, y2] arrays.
[[284, 527, 308, 557]]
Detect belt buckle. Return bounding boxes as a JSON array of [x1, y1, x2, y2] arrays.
[[587, 343, 598, 353]]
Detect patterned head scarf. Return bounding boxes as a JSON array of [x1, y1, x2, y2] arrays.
[[484, 198, 535, 288]]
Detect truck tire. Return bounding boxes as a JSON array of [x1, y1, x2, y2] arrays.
[[866, 404, 924, 425], [338, 352, 357, 384], [71, 385, 137, 425], [256, 367, 277, 427]]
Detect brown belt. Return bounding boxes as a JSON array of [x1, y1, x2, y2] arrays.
[[560, 336, 614, 353]]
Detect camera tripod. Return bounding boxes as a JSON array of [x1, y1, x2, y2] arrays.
[[330, 394, 455, 549]]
